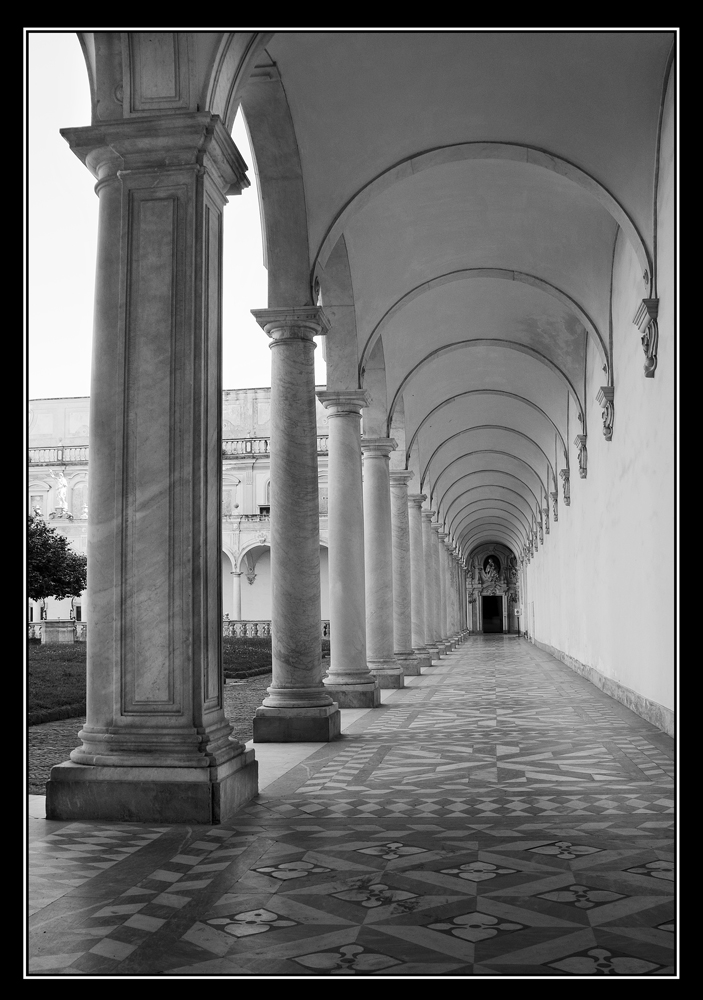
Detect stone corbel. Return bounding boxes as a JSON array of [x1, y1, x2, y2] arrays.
[[633, 298, 659, 378], [574, 435, 587, 479], [559, 468, 571, 506], [596, 386, 614, 441], [550, 490, 558, 522]]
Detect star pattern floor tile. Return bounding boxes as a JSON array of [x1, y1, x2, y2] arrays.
[[28, 637, 675, 977]]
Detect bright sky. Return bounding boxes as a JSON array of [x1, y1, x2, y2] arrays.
[[27, 30, 326, 400]]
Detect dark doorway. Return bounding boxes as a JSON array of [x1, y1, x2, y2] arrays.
[[482, 595, 503, 633]]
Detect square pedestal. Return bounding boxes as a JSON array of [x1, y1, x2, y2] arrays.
[[323, 684, 381, 708], [45, 750, 258, 825], [370, 669, 404, 689], [397, 657, 421, 676], [41, 620, 75, 644], [253, 708, 341, 742]]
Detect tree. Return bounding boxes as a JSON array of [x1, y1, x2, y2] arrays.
[[27, 515, 87, 602]]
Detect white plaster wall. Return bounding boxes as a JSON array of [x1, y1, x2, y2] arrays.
[[524, 70, 674, 718]]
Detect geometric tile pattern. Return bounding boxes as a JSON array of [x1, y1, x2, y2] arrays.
[[28, 637, 676, 976]]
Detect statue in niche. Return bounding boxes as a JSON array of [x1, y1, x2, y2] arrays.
[[481, 556, 500, 584], [508, 555, 518, 583], [50, 469, 68, 508]]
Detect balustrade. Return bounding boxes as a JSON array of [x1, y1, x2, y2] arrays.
[[222, 619, 329, 638]]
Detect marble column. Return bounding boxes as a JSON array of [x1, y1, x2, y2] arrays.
[[389, 471, 421, 676], [433, 523, 449, 653], [46, 113, 258, 824], [441, 535, 456, 648], [362, 438, 404, 688], [408, 494, 431, 667], [250, 307, 341, 741], [421, 509, 440, 658], [317, 390, 380, 707], [231, 572, 242, 621]]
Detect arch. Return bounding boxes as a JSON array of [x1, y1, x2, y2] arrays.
[[315, 141, 652, 286], [461, 527, 525, 554], [430, 452, 547, 508], [420, 426, 555, 494], [448, 487, 536, 529], [438, 470, 542, 525], [237, 540, 270, 573], [450, 499, 533, 538], [360, 268, 608, 379], [457, 515, 528, 549], [406, 390, 569, 469], [387, 339, 584, 435]]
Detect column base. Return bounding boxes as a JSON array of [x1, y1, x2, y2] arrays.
[[395, 653, 421, 676], [368, 660, 405, 688], [413, 649, 432, 668], [253, 705, 341, 742], [45, 750, 258, 825], [322, 681, 381, 708], [425, 643, 441, 660]]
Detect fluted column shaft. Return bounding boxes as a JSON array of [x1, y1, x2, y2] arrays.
[[317, 391, 380, 707], [421, 510, 440, 657], [390, 472, 420, 676], [363, 438, 404, 687], [408, 493, 431, 665], [250, 307, 340, 741]]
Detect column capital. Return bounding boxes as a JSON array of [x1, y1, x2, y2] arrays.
[[408, 493, 427, 508], [431, 521, 443, 534], [252, 306, 330, 342], [421, 508, 436, 522], [389, 470, 414, 486], [361, 436, 397, 457], [316, 389, 371, 415], [61, 112, 250, 197]]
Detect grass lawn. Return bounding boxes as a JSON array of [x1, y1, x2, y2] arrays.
[[27, 637, 332, 722]]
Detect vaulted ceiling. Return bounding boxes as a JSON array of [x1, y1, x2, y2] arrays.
[[253, 31, 673, 560]]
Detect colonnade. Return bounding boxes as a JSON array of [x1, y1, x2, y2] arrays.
[[45, 111, 468, 825]]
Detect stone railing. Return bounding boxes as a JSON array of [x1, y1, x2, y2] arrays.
[[27, 621, 87, 640], [222, 435, 328, 457], [30, 437, 329, 466], [29, 446, 89, 465], [223, 619, 330, 638]]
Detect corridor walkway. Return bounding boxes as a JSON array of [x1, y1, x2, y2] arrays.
[[27, 637, 675, 977]]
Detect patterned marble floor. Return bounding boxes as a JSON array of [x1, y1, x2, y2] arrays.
[[27, 636, 676, 978]]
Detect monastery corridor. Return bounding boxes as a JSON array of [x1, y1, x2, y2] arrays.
[[29, 636, 674, 977]]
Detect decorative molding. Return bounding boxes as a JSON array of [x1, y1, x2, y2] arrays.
[[534, 639, 674, 737], [633, 298, 660, 378], [543, 505, 550, 534], [596, 386, 614, 441], [574, 434, 588, 479], [251, 305, 330, 342], [559, 468, 571, 506], [550, 490, 559, 522]]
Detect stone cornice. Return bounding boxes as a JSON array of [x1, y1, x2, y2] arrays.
[[389, 470, 414, 485], [252, 306, 330, 342], [61, 112, 249, 197], [360, 436, 397, 457], [316, 389, 371, 414]]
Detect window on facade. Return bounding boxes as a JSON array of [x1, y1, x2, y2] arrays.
[[72, 481, 87, 516]]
